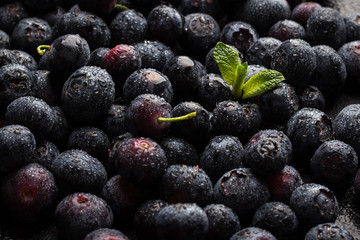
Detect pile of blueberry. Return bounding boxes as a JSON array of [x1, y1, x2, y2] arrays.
[[0, 0, 360, 239]]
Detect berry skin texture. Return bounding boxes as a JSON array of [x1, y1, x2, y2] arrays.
[[289, 183, 339, 230], [0, 30, 10, 49], [310, 140, 358, 189], [296, 85, 325, 111], [267, 19, 306, 41], [344, 13, 360, 42], [242, 129, 292, 176], [84, 228, 129, 240], [230, 227, 277, 240], [55, 192, 114, 240], [291, 2, 322, 27], [88, 47, 109, 69], [213, 168, 270, 218], [155, 203, 209, 240], [30, 140, 60, 170], [160, 137, 199, 166], [246, 37, 282, 69], [304, 222, 354, 240], [101, 104, 128, 142], [61, 66, 115, 124], [271, 39, 317, 88], [112, 137, 168, 184], [337, 40, 360, 87]]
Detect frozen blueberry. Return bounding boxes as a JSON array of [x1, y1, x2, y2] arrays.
[[338, 40, 360, 88], [289, 183, 339, 230], [30, 140, 60, 170], [304, 222, 354, 240], [12, 49, 38, 71], [155, 203, 209, 240], [246, 37, 282, 69], [0, 49, 17, 68], [291, 2, 322, 27], [230, 227, 277, 240], [101, 104, 128, 142], [84, 228, 129, 240], [267, 19, 306, 41], [296, 85, 325, 111], [344, 13, 360, 42], [160, 137, 199, 166]]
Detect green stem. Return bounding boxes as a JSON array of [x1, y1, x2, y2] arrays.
[[158, 111, 197, 123], [114, 4, 129, 11], [37, 45, 51, 56]]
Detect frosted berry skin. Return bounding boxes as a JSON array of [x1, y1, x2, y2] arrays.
[[204, 204, 241, 240], [304, 222, 354, 240], [242, 129, 292, 176], [344, 13, 360, 42], [112, 137, 168, 184], [84, 228, 129, 240], [230, 227, 277, 240], [160, 137, 199, 166], [267, 19, 306, 41], [61, 66, 115, 124], [296, 85, 325, 111], [55, 192, 114, 240], [30, 140, 60, 170], [31, 70, 59, 107], [289, 183, 339, 230], [0, 163, 58, 223], [155, 203, 209, 240], [246, 37, 282, 69], [337, 40, 360, 87], [213, 168, 270, 218], [291, 2, 322, 27], [271, 39, 317, 88], [101, 104, 128, 142], [88, 47, 109, 68]]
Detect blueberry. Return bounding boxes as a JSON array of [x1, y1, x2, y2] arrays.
[[55, 192, 113, 240], [6, 96, 55, 139], [204, 204, 241, 240], [246, 37, 282, 69], [41, 6, 66, 27], [213, 168, 270, 218], [296, 85, 326, 111], [31, 70, 59, 106], [0, 2, 29, 35], [267, 19, 306, 41], [199, 135, 244, 183], [50, 149, 108, 195], [271, 39, 317, 88], [304, 222, 354, 240], [230, 227, 277, 240], [155, 203, 209, 240], [243, 129, 292, 176], [205, 45, 244, 75], [245, 64, 268, 83], [87, 47, 110, 69], [338, 40, 360, 88], [101, 104, 128, 142], [12, 49, 38, 71], [0, 30, 10, 49], [61, 66, 115, 124], [344, 13, 360, 42], [306, 7, 346, 50], [84, 228, 129, 240], [160, 137, 199, 166], [289, 183, 339, 230], [110, 9, 147, 45], [252, 201, 299, 238], [0, 49, 17, 67], [30, 140, 60, 170], [161, 164, 213, 206], [290, 2, 322, 27]]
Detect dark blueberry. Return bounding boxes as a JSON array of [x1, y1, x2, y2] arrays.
[[306, 7, 346, 50], [0, 124, 36, 172], [344, 13, 360, 42], [291, 2, 322, 27], [229, 227, 277, 240], [310, 140, 358, 189], [289, 183, 339, 230], [199, 135, 243, 183], [304, 222, 354, 240], [52, 10, 111, 51], [205, 45, 244, 75], [337, 40, 360, 88], [271, 39, 317, 88], [286, 108, 334, 167], [112, 137, 168, 183], [68, 126, 110, 163], [125, 94, 172, 139], [160, 137, 199, 166], [238, 0, 291, 35], [76, 0, 117, 16], [39, 34, 91, 78], [246, 37, 282, 69], [101, 104, 128, 141], [213, 168, 270, 218], [0, 163, 58, 223], [55, 192, 113, 240], [354, 168, 360, 199], [31, 70, 59, 106], [211, 101, 263, 144], [243, 129, 292, 176], [12, 49, 38, 71], [30, 140, 60, 170], [6, 96, 55, 139], [161, 164, 213, 206], [220, 21, 259, 55], [87, 47, 110, 69], [103, 44, 141, 90], [61, 66, 116, 124], [155, 203, 209, 240], [296, 85, 326, 111], [179, 0, 225, 20], [266, 165, 303, 204], [147, 4, 183, 46], [197, 73, 233, 111], [0, 49, 18, 67], [41, 6, 66, 27], [309, 45, 347, 98], [110, 9, 147, 45], [162, 55, 206, 103], [11, 17, 52, 58], [22, 0, 59, 11], [267, 19, 306, 41], [0, 30, 10, 49], [100, 174, 149, 225], [204, 204, 241, 240], [252, 201, 298, 239], [133, 199, 168, 239], [0, 63, 34, 112], [134, 40, 174, 72], [245, 64, 268, 83], [123, 68, 174, 104], [84, 228, 129, 240], [0, 2, 29, 35], [180, 13, 220, 60], [50, 149, 108, 195], [170, 101, 212, 146]]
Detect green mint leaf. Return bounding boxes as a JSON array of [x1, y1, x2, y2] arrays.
[[232, 62, 248, 99], [213, 42, 241, 85], [242, 70, 285, 99]]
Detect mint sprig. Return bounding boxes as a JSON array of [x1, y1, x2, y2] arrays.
[[213, 42, 285, 99]]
